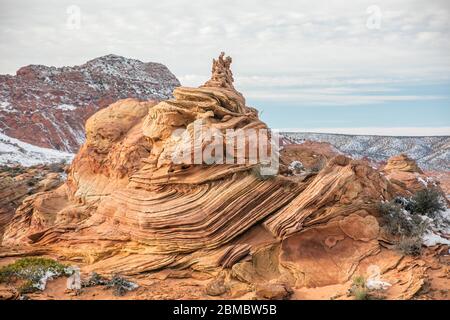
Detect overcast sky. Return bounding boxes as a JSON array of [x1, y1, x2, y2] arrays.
[[1, 0, 449, 135]]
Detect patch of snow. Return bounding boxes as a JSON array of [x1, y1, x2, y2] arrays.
[[416, 175, 428, 187], [41, 112, 74, 151], [365, 265, 391, 290], [34, 270, 58, 291], [388, 197, 450, 247], [282, 132, 450, 171], [0, 101, 16, 113], [123, 280, 139, 291], [423, 232, 450, 246], [55, 104, 77, 111], [0, 132, 74, 166], [422, 207, 450, 247], [366, 279, 392, 291], [288, 160, 304, 174], [66, 266, 81, 291]]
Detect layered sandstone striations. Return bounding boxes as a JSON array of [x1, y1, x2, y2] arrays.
[[0, 55, 180, 153], [1, 54, 448, 300], [0, 163, 67, 238], [382, 154, 448, 197]]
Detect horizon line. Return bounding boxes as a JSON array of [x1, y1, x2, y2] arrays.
[[277, 126, 450, 137]]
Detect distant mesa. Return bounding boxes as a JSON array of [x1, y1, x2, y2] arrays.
[[0, 55, 180, 153]]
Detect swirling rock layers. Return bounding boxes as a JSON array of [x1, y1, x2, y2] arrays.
[[1, 54, 443, 300]]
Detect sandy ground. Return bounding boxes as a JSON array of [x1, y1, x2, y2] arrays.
[[0, 248, 448, 300]]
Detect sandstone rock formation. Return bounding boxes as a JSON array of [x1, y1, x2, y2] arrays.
[[382, 154, 447, 196], [1, 54, 448, 300], [383, 154, 424, 174], [0, 163, 67, 238], [0, 55, 180, 153], [426, 171, 450, 199], [202, 52, 235, 90]]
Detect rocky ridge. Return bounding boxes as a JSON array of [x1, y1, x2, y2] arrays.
[[0, 54, 180, 153], [283, 132, 450, 172]]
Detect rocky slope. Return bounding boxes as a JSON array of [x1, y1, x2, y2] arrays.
[[0, 54, 180, 153], [283, 132, 450, 172], [0, 54, 448, 300], [0, 162, 67, 238]]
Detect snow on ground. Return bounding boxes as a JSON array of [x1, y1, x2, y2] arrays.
[[282, 132, 450, 171], [0, 132, 74, 166], [423, 232, 450, 246], [55, 104, 77, 111], [0, 101, 16, 113], [423, 208, 450, 247]]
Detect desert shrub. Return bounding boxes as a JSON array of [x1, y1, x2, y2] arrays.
[[0, 165, 25, 177], [378, 198, 429, 256], [82, 272, 138, 296], [349, 276, 369, 300], [408, 188, 445, 218], [378, 186, 447, 255], [48, 161, 66, 173], [396, 236, 423, 256], [106, 274, 138, 296], [18, 280, 38, 294], [378, 201, 428, 238], [348, 276, 387, 300], [27, 178, 39, 187], [310, 166, 320, 174], [0, 257, 70, 294], [288, 161, 304, 175], [309, 157, 327, 173], [82, 272, 108, 287]]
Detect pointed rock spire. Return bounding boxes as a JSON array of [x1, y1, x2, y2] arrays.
[[202, 52, 235, 90]]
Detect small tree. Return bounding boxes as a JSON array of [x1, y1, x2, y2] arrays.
[[396, 236, 422, 256], [409, 188, 445, 218], [378, 201, 428, 238]]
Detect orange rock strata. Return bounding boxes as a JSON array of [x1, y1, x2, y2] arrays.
[[1, 53, 448, 300]]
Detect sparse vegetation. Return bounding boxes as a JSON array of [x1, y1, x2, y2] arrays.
[[106, 274, 138, 296], [0, 257, 71, 294], [0, 165, 26, 177], [408, 188, 445, 218], [82, 272, 108, 287], [378, 201, 429, 238], [27, 178, 39, 187], [82, 272, 138, 296], [378, 187, 447, 256], [309, 157, 327, 173], [396, 236, 423, 256], [348, 276, 386, 300], [309, 166, 320, 174], [349, 276, 369, 300], [288, 160, 304, 174], [48, 161, 66, 173]]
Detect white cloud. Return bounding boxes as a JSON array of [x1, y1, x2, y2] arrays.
[[0, 0, 448, 114], [179, 73, 447, 106], [0, 0, 448, 76], [245, 92, 445, 106]]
